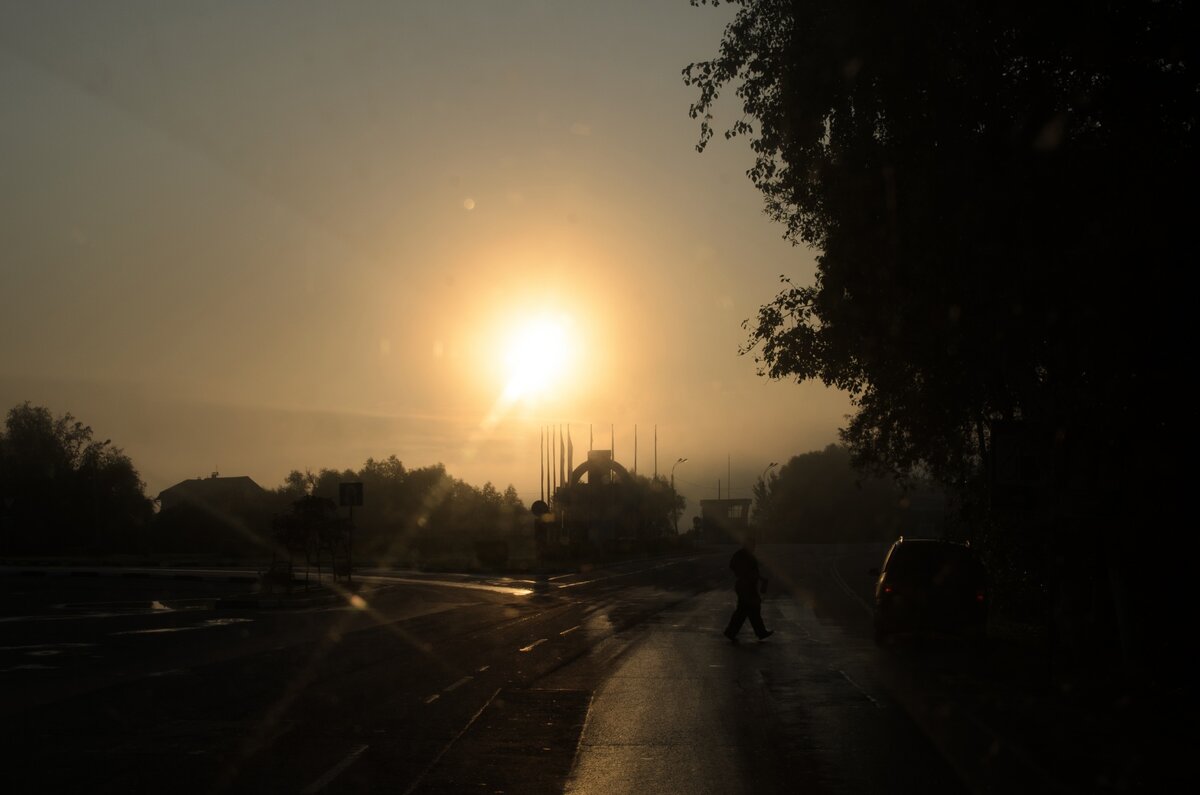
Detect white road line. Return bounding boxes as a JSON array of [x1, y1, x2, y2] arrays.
[[559, 625, 581, 636], [423, 694, 440, 704], [402, 687, 502, 795], [301, 743, 369, 793], [837, 669, 883, 709], [824, 554, 874, 615], [444, 676, 473, 692], [519, 638, 549, 652], [476, 665, 490, 673]]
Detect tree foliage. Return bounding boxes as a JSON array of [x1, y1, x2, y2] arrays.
[[551, 473, 687, 558], [277, 456, 529, 567], [0, 402, 153, 553], [753, 444, 946, 543], [686, 0, 1193, 488]]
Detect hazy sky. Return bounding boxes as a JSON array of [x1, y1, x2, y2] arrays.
[[0, 1, 852, 517]]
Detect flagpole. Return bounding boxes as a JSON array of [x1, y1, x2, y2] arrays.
[[540, 426, 545, 502]]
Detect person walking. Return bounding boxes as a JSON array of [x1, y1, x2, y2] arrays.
[[723, 536, 773, 643]]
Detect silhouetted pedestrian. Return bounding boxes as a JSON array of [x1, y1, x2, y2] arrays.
[[723, 536, 773, 643]]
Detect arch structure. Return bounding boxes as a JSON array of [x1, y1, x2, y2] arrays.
[[568, 449, 632, 488]]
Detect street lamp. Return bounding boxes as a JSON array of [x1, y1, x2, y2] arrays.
[[671, 458, 687, 534]]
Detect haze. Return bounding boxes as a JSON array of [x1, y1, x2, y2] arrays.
[[0, 1, 852, 511]]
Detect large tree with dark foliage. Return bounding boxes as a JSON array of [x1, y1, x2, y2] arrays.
[[0, 402, 153, 553], [686, 1, 1193, 674], [753, 444, 943, 543]]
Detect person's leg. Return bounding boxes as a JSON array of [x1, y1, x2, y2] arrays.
[[747, 601, 772, 639], [724, 601, 747, 640]]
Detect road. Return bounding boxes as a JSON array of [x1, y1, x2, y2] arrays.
[[1, 544, 1138, 793]]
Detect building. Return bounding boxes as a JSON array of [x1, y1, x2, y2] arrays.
[[157, 473, 269, 514], [155, 473, 275, 555], [699, 498, 752, 544]]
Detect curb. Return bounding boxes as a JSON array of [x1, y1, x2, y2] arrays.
[[2, 567, 260, 584]]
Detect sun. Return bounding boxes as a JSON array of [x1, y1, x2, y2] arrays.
[[501, 315, 573, 401]]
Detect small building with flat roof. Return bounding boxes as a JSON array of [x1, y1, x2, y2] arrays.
[[699, 498, 752, 544]]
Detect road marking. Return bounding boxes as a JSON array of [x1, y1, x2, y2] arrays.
[[824, 554, 874, 615], [112, 626, 205, 636], [559, 625, 581, 636], [837, 669, 883, 709], [0, 643, 95, 651], [476, 665, 490, 673], [301, 743, 369, 793], [403, 687, 502, 795], [519, 638, 548, 652], [555, 560, 679, 589], [444, 676, 472, 692], [423, 694, 440, 704]]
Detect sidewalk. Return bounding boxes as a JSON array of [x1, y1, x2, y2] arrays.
[[879, 628, 1190, 793]]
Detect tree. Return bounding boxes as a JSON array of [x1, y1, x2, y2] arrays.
[[753, 444, 946, 543], [268, 457, 530, 569], [0, 402, 153, 553], [686, 0, 1193, 673], [687, 0, 1190, 481]]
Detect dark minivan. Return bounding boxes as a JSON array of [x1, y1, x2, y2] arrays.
[[869, 536, 988, 643]]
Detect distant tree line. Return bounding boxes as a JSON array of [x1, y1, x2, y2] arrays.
[[0, 402, 530, 566], [752, 444, 947, 543], [272, 457, 529, 568]]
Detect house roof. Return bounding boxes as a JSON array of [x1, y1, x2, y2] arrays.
[[157, 475, 267, 502]]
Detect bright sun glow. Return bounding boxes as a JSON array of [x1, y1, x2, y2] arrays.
[[501, 315, 573, 401]]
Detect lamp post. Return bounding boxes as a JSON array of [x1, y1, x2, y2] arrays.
[[671, 457, 687, 534]]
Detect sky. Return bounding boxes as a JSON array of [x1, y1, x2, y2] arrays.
[[0, 0, 853, 518]]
